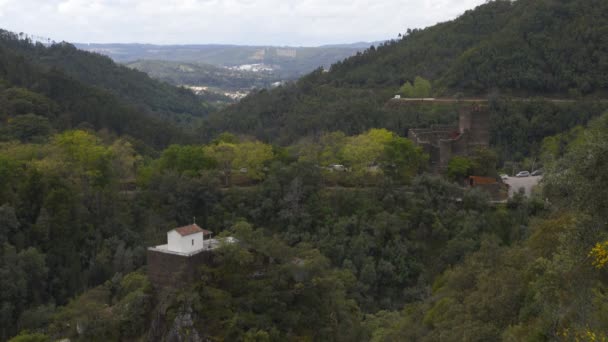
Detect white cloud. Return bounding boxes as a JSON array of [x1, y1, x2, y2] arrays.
[[0, 0, 487, 45]]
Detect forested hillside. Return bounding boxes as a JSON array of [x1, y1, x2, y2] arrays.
[[0, 30, 212, 120], [3, 0, 608, 341], [208, 0, 608, 149], [0, 30, 206, 150], [367, 113, 608, 341], [5, 114, 608, 341]]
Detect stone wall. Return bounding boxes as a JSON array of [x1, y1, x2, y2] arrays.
[[147, 249, 215, 289], [469, 105, 490, 146], [459, 110, 472, 133], [408, 104, 490, 172]]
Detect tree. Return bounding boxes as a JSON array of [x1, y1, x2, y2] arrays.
[[342, 129, 394, 172], [589, 241, 608, 269], [399, 82, 415, 97], [319, 132, 347, 166], [0, 205, 19, 245], [213, 132, 239, 145], [0, 245, 48, 340], [233, 141, 274, 181], [7, 331, 50, 342], [543, 113, 608, 213], [52, 130, 112, 186], [6, 114, 52, 143], [447, 156, 473, 181], [204, 142, 237, 186], [109, 139, 142, 180], [157, 144, 215, 175], [400, 76, 431, 98], [296, 132, 347, 166], [470, 148, 498, 177], [413, 76, 432, 97], [382, 136, 426, 182]]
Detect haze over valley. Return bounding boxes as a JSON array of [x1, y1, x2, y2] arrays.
[[73, 42, 373, 102]]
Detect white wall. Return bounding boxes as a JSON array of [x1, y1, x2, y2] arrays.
[[167, 230, 181, 252], [167, 230, 205, 254]]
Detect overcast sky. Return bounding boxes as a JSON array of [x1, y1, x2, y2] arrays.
[[0, 0, 487, 46]]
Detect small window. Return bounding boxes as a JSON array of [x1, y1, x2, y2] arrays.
[[192, 239, 194, 246]]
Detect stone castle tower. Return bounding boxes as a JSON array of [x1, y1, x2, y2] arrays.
[[409, 104, 490, 171]]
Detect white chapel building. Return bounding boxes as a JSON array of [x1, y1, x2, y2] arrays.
[[148, 222, 238, 259], [167, 223, 213, 254]]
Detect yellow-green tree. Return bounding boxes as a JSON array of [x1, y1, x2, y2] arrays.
[[342, 129, 394, 173], [109, 139, 142, 180], [382, 136, 426, 182], [204, 142, 237, 186], [400, 76, 432, 98], [590, 241, 608, 269], [49, 130, 112, 186], [296, 132, 346, 166], [205, 140, 274, 185], [318, 132, 347, 166], [233, 141, 274, 180]]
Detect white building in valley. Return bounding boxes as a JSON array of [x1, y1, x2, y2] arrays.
[[147, 222, 241, 287], [167, 223, 213, 254], [148, 222, 239, 260]]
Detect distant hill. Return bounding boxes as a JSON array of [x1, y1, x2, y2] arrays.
[[75, 43, 369, 79], [206, 0, 608, 148], [320, 41, 386, 49], [124, 60, 281, 102], [2, 35, 212, 121], [0, 30, 201, 149]]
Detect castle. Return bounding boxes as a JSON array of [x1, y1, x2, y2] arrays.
[[408, 104, 490, 171]]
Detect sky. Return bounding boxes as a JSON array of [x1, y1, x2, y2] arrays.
[[0, 0, 487, 46]]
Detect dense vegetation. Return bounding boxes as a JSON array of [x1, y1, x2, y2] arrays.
[[0, 124, 523, 340], [5, 111, 608, 341], [368, 112, 608, 341], [0, 31, 210, 150], [1, 31, 213, 121], [2, 0, 608, 341], [208, 0, 608, 150]]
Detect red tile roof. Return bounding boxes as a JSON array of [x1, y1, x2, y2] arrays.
[[469, 176, 498, 185], [173, 224, 213, 237]]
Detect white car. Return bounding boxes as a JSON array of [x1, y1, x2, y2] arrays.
[[516, 171, 531, 177], [500, 174, 509, 181]]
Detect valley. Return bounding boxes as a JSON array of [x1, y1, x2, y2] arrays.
[[2, 0, 608, 341], [77, 43, 369, 103]]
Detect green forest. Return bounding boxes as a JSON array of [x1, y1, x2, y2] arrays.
[[208, 0, 608, 145], [1, 0, 608, 341], [4, 112, 608, 341]]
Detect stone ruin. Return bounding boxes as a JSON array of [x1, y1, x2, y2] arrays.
[[408, 104, 490, 171]]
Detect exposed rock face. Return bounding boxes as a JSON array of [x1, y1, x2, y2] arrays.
[[166, 306, 202, 342], [148, 301, 205, 342]]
